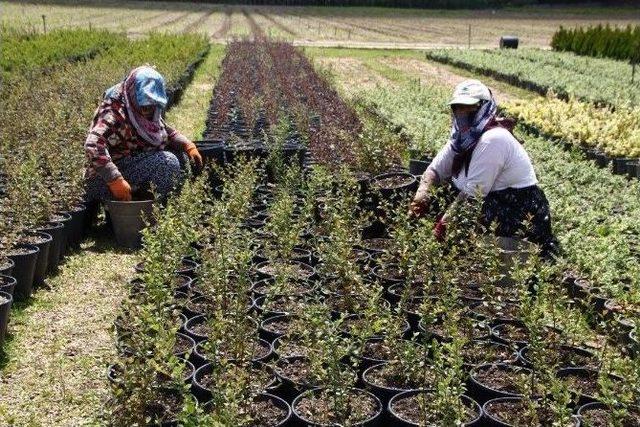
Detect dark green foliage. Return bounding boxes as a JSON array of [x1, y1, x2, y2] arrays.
[[552, 24, 640, 63]]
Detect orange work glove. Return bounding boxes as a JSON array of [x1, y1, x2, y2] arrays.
[[183, 142, 203, 170], [108, 177, 132, 201]]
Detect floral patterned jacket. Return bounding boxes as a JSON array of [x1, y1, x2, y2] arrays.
[[84, 95, 189, 182]]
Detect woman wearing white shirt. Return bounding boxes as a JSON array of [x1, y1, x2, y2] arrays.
[[410, 80, 557, 254]]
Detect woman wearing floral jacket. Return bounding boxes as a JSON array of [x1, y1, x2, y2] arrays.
[[84, 65, 202, 201]]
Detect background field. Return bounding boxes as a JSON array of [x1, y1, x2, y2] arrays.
[[3, 0, 640, 48], [1, 2, 640, 424]]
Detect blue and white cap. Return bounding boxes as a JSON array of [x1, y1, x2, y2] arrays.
[[449, 79, 491, 105]]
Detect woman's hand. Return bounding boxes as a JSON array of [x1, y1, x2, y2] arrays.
[[108, 177, 132, 201], [409, 169, 437, 217], [183, 142, 203, 170], [409, 194, 429, 217]]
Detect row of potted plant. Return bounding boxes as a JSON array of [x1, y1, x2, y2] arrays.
[[111, 148, 638, 424], [356, 74, 640, 340], [199, 39, 403, 177], [0, 31, 210, 350]]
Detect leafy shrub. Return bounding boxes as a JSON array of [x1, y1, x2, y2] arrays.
[[552, 24, 640, 63]]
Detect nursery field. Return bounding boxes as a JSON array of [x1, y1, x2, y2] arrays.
[[2, 0, 640, 48], [1, 8, 640, 427]]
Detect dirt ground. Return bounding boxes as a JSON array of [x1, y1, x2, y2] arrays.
[[3, 1, 639, 48], [380, 56, 518, 104]]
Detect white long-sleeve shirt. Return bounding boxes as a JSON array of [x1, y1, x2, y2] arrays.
[[427, 127, 537, 197]]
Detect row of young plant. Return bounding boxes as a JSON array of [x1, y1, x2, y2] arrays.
[[426, 48, 640, 109], [110, 143, 639, 425], [0, 31, 209, 350], [201, 39, 402, 175], [503, 94, 640, 168], [551, 24, 640, 62], [0, 27, 126, 80], [356, 79, 639, 348]]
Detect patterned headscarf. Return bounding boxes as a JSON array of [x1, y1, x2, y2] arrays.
[[450, 96, 498, 155], [104, 66, 168, 146]]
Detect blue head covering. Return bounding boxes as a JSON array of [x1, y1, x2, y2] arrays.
[[133, 67, 168, 109], [103, 66, 169, 146]]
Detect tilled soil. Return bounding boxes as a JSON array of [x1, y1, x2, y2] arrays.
[[0, 258, 13, 271], [247, 399, 288, 427], [372, 175, 414, 190], [392, 392, 478, 425], [366, 362, 434, 390], [296, 389, 378, 425], [485, 399, 576, 426], [580, 406, 640, 427], [461, 341, 516, 366], [380, 57, 519, 105], [493, 323, 529, 343], [562, 372, 599, 398], [201, 364, 274, 391], [361, 238, 392, 252], [199, 339, 270, 361], [258, 262, 313, 280], [174, 335, 194, 355], [473, 365, 529, 395], [275, 358, 315, 386]]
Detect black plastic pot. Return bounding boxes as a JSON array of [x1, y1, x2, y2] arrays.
[[253, 260, 315, 282], [63, 204, 87, 249], [183, 294, 211, 318], [418, 316, 488, 344], [184, 314, 209, 343], [389, 390, 482, 427], [461, 339, 519, 370], [556, 367, 621, 407], [193, 361, 277, 404], [28, 231, 52, 287], [174, 332, 196, 360], [259, 314, 294, 343], [562, 274, 590, 300], [36, 222, 64, 273], [252, 294, 308, 318], [50, 212, 72, 258], [370, 172, 417, 204], [7, 244, 39, 301], [195, 140, 225, 165], [468, 363, 530, 405], [0, 275, 17, 296], [273, 355, 318, 402], [135, 257, 199, 278], [204, 392, 292, 426], [0, 290, 13, 348], [193, 337, 272, 368], [224, 142, 268, 165], [250, 277, 316, 299], [612, 157, 631, 175], [575, 401, 640, 425], [490, 320, 529, 349], [362, 361, 420, 409], [0, 258, 14, 276], [483, 396, 579, 427], [372, 264, 405, 291], [408, 159, 431, 176], [292, 387, 382, 427], [518, 344, 597, 369]]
